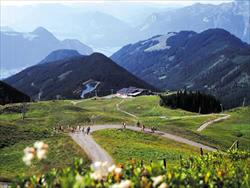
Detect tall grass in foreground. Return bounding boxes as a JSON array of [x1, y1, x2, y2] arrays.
[[12, 150, 249, 188]]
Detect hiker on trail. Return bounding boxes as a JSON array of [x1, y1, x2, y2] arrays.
[[141, 124, 145, 132], [81, 126, 85, 133], [123, 122, 126, 129], [86, 126, 91, 135], [151, 126, 156, 133], [136, 121, 140, 127]]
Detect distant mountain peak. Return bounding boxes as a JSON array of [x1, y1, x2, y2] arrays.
[[111, 28, 250, 109], [6, 52, 155, 100], [89, 52, 107, 58], [40, 49, 81, 64], [1, 27, 93, 74], [140, 1, 250, 44], [32, 27, 51, 34], [31, 27, 56, 40]]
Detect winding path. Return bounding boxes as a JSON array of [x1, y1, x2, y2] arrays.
[[70, 130, 114, 165], [70, 124, 217, 164], [70, 98, 227, 164], [197, 114, 231, 132], [116, 100, 137, 118], [71, 100, 83, 105], [116, 99, 230, 132], [0, 182, 9, 188]]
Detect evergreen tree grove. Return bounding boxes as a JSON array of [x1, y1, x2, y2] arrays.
[[159, 90, 222, 114]]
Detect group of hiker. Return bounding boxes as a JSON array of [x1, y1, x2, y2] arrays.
[[121, 121, 157, 133], [70, 125, 91, 135], [54, 121, 157, 135], [53, 125, 91, 135]]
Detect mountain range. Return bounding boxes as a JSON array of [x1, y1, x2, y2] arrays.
[[5, 51, 155, 100], [1, 0, 249, 51], [0, 27, 93, 78], [69, 11, 139, 48], [111, 28, 250, 108], [138, 1, 250, 44]]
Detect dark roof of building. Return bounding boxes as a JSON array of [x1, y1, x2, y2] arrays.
[[117, 87, 146, 95]]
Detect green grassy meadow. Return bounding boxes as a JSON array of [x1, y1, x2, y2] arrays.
[[0, 101, 91, 179], [201, 107, 250, 150], [93, 129, 201, 165], [0, 95, 249, 179]]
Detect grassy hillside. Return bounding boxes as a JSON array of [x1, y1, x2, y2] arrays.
[[0, 136, 88, 179], [0, 95, 249, 179], [116, 96, 250, 150], [0, 101, 90, 179], [118, 96, 194, 117], [75, 98, 135, 124], [201, 107, 250, 150], [93, 129, 201, 165]]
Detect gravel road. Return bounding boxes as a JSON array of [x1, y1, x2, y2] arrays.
[[70, 124, 217, 164]]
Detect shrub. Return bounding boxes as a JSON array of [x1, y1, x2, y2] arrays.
[[12, 150, 250, 188]]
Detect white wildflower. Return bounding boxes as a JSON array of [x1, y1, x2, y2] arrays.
[[22, 141, 49, 166], [34, 141, 48, 160], [90, 171, 104, 181], [114, 167, 122, 174], [159, 182, 168, 188], [36, 148, 48, 160], [152, 175, 164, 187], [22, 147, 35, 166], [90, 161, 110, 180], [34, 141, 44, 150], [34, 141, 48, 150], [108, 164, 116, 172], [111, 180, 132, 188], [24, 147, 35, 154], [22, 153, 34, 166]]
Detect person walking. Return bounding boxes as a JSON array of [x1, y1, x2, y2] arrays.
[[81, 126, 85, 133], [136, 121, 140, 127], [86, 126, 91, 135], [123, 122, 126, 129], [141, 124, 145, 132], [151, 126, 156, 133]]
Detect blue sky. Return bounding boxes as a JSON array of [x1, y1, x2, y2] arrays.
[[2, 0, 233, 6]]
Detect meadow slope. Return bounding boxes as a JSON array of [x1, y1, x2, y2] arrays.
[[0, 95, 249, 179]]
